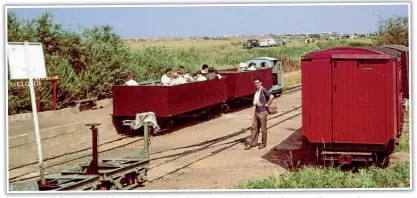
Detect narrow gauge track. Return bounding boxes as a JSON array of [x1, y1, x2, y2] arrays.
[[10, 105, 302, 184], [9, 84, 302, 183], [143, 111, 302, 187]]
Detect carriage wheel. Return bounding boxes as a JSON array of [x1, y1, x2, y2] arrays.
[[221, 103, 230, 113], [166, 120, 174, 129], [110, 184, 118, 190], [99, 183, 108, 190], [375, 152, 390, 168], [124, 174, 134, 185]]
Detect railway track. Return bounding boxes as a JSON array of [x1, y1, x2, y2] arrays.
[[142, 111, 302, 187], [9, 84, 302, 184], [10, 105, 302, 184], [9, 83, 301, 170]]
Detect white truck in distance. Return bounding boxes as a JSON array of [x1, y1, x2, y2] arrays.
[[259, 38, 277, 47]]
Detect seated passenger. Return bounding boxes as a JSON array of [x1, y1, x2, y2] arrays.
[[178, 65, 185, 75], [239, 62, 248, 71], [234, 64, 241, 72], [124, 73, 139, 85], [201, 64, 209, 74], [171, 72, 187, 85], [183, 72, 194, 82], [161, 68, 173, 86], [196, 71, 207, 81], [247, 62, 257, 71], [214, 69, 222, 79], [206, 67, 218, 80]]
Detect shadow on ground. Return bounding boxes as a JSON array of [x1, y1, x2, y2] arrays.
[[262, 128, 319, 171], [262, 128, 399, 172]]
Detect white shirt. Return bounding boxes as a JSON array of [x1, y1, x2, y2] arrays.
[[183, 74, 194, 82], [125, 79, 139, 86], [171, 76, 187, 85], [197, 76, 207, 81], [247, 66, 256, 71], [253, 88, 262, 105], [201, 69, 208, 74], [161, 74, 172, 85]]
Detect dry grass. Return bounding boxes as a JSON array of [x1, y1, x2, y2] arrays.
[[284, 70, 302, 87], [127, 39, 238, 50], [126, 38, 373, 50], [395, 108, 410, 153]]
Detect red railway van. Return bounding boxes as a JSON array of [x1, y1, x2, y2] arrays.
[[301, 47, 404, 163], [382, 45, 410, 99], [218, 68, 273, 99]]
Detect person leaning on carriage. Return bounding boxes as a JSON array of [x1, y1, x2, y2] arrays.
[[245, 77, 274, 150]]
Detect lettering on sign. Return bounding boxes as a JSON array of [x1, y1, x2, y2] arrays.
[[36, 75, 59, 81], [15, 75, 59, 88], [16, 81, 42, 87]]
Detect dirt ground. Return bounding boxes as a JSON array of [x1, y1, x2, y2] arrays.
[[136, 91, 303, 190], [8, 90, 303, 190], [9, 86, 410, 191]]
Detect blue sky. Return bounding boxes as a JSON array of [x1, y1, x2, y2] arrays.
[[8, 4, 409, 38]]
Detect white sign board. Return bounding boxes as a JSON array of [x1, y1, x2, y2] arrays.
[[7, 42, 47, 79], [7, 42, 47, 185]]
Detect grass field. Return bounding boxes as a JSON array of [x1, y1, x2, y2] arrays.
[[125, 37, 370, 88], [127, 39, 237, 50], [126, 37, 373, 51], [395, 111, 410, 153], [235, 162, 410, 189], [284, 70, 302, 87], [125, 37, 373, 83]]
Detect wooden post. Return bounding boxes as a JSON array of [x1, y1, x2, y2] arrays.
[[53, 79, 57, 111], [36, 83, 40, 112]]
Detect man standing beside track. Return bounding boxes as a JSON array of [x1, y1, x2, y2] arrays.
[[245, 77, 274, 150]]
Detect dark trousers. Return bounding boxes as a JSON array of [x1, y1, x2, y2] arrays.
[[249, 111, 268, 147]]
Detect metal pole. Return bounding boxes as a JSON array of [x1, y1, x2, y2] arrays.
[[92, 126, 98, 174], [24, 41, 46, 185], [144, 123, 149, 159]]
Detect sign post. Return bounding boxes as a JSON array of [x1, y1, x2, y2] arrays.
[[53, 79, 57, 111], [8, 41, 47, 185], [15, 75, 59, 111]]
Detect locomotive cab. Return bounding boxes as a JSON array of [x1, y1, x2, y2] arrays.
[[245, 57, 284, 95]]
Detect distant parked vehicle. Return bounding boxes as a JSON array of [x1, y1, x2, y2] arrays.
[[305, 38, 315, 44], [259, 38, 278, 47], [243, 39, 260, 49], [274, 38, 287, 46]]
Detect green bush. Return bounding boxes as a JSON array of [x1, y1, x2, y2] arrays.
[[7, 11, 129, 114], [347, 40, 374, 47]]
